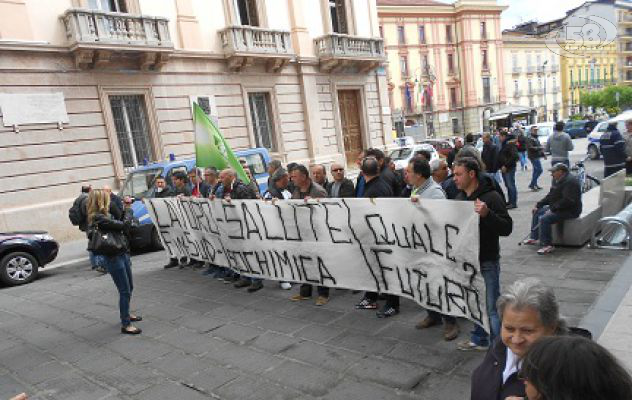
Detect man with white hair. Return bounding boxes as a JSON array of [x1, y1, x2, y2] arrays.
[[429, 159, 449, 185]]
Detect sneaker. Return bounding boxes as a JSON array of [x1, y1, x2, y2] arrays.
[[457, 340, 488, 351], [376, 305, 399, 318], [280, 282, 292, 290], [530, 186, 539, 192], [234, 279, 251, 288], [247, 281, 263, 293], [443, 322, 460, 341], [290, 294, 311, 301], [315, 296, 329, 306], [537, 245, 555, 255], [521, 239, 538, 246], [415, 315, 441, 329], [355, 298, 378, 310]]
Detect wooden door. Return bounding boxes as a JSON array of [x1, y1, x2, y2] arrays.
[[338, 90, 363, 167]]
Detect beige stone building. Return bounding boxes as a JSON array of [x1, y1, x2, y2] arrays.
[[0, 0, 389, 241], [378, 0, 506, 137], [502, 30, 563, 122]]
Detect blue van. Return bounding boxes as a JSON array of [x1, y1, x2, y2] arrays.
[[119, 147, 271, 250]]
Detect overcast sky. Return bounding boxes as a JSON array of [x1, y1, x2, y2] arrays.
[[498, 0, 586, 29]]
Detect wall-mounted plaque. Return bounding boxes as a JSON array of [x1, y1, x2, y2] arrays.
[[0, 92, 69, 127]]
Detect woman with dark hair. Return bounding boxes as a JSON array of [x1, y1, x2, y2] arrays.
[[87, 189, 142, 335], [470, 278, 566, 400], [511, 336, 632, 400]]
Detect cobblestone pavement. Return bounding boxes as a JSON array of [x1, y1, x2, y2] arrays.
[[0, 144, 629, 400]]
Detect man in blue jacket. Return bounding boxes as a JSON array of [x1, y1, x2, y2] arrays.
[[600, 123, 627, 178]]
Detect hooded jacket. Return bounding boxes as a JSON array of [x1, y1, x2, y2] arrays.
[[455, 175, 513, 262], [536, 172, 582, 219]]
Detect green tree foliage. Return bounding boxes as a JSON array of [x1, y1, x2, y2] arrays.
[[580, 85, 632, 110]]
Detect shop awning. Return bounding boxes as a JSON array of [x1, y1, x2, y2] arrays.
[[488, 113, 509, 121]]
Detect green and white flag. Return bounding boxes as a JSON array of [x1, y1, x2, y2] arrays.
[[193, 102, 250, 183]]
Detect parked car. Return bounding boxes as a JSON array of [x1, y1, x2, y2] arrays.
[[420, 139, 454, 158], [388, 143, 439, 170], [119, 147, 271, 251], [563, 120, 597, 139], [587, 113, 632, 159], [525, 122, 555, 150], [0, 231, 58, 286]]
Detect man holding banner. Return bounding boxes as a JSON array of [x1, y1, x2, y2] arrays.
[[453, 157, 513, 351]]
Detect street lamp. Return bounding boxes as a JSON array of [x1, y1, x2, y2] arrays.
[[538, 60, 548, 121]]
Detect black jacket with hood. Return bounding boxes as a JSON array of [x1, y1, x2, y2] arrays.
[[455, 174, 513, 262], [536, 172, 582, 219]]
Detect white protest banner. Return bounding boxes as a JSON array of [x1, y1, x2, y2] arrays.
[[145, 197, 487, 331]]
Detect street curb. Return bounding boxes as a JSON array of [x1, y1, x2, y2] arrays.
[[580, 251, 632, 339], [44, 257, 89, 271]]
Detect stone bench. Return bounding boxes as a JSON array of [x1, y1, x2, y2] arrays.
[[552, 187, 602, 247]]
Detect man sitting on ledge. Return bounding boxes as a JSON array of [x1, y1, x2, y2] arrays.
[[522, 163, 582, 255]]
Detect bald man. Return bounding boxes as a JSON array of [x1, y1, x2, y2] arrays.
[[327, 163, 355, 198]]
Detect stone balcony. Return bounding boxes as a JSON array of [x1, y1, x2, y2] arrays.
[[512, 66, 522, 74], [61, 8, 173, 70], [314, 33, 385, 72], [219, 26, 294, 72]]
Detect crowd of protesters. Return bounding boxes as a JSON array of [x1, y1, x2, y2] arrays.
[[64, 141, 632, 400]]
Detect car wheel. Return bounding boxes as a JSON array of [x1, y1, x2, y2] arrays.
[[151, 226, 164, 251], [0, 252, 39, 286], [588, 144, 600, 160]]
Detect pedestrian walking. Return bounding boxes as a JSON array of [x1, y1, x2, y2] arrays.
[[526, 126, 546, 191], [87, 189, 142, 335], [497, 131, 519, 209], [600, 123, 627, 178], [545, 121, 573, 168], [481, 133, 499, 181], [452, 157, 512, 351], [515, 126, 528, 171]]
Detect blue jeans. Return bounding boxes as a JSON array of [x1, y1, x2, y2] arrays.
[[102, 253, 133, 327], [529, 158, 543, 188], [470, 260, 501, 347], [502, 169, 517, 206], [530, 206, 564, 246], [519, 152, 527, 169], [89, 251, 103, 270]]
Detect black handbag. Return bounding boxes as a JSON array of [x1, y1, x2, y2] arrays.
[[88, 225, 126, 256]]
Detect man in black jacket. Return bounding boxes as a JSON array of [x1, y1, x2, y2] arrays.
[[327, 163, 355, 198], [522, 163, 582, 255], [365, 148, 401, 197], [526, 127, 546, 191], [497, 131, 519, 209], [481, 133, 499, 177], [453, 157, 513, 351], [354, 157, 400, 317]]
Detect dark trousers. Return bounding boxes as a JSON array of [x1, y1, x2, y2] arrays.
[[300, 284, 329, 298], [427, 310, 457, 324], [364, 292, 400, 309], [103, 253, 133, 327]]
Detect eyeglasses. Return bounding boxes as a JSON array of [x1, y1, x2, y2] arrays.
[[332, 168, 344, 172]]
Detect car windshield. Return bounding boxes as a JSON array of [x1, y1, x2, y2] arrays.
[[120, 168, 163, 199], [538, 127, 552, 136], [389, 148, 413, 160]]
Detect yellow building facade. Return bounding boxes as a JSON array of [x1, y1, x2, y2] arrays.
[[560, 42, 617, 116], [378, 0, 506, 137]]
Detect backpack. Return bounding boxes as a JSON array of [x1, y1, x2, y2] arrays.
[[68, 195, 86, 226]]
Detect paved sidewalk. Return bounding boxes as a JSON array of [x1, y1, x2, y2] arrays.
[[1, 144, 630, 399]]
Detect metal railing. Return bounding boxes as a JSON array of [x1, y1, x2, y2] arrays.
[[526, 65, 537, 73], [512, 66, 522, 74], [315, 33, 385, 59], [219, 25, 293, 56], [61, 8, 172, 47]]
